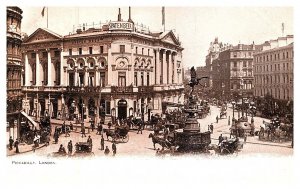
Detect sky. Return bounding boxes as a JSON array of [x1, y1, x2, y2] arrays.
[[20, 7, 293, 68]]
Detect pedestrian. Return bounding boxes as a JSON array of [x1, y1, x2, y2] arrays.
[[96, 123, 102, 135], [104, 146, 110, 155], [14, 139, 19, 153], [65, 125, 70, 137], [244, 134, 247, 143], [218, 134, 223, 145], [81, 125, 86, 137], [70, 122, 74, 131], [68, 140, 73, 154], [62, 121, 66, 134], [112, 142, 117, 156], [9, 136, 14, 150], [137, 122, 143, 134], [210, 124, 214, 134], [228, 116, 231, 126], [251, 117, 254, 124], [45, 135, 50, 146], [90, 122, 95, 132], [58, 144, 66, 154], [100, 135, 105, 150], [216, 115, 219, 123], [54, 131, 59, 144], [87, 135, 92, 145], [207, 125, 210, 132]]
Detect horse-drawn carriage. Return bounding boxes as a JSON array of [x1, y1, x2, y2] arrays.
[[104, 125, 129, 143], [258, 120, 292, 142], [210, 137, 243, 155], [230, 118, 255, 138]]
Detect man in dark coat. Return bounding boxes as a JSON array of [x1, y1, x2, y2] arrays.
[[68, 140, 73, 154], [9, 136, 14, 150], [104, 146, 110, 155], [54, 131, 59, 144], [218, 134, 223, 145], [90, 122, 95, 132], [100, 135, 105, 150], [62, 121, 66, 134], [96, 123, 102, 135], [70, 122, 74, 131], [112, 142, 117, 156], [14, 139, 19, 153], [87, 135, 92, 145], [137, 123, 143, 134], [81, 125, 86, 137], [210, 124, 214, 134]]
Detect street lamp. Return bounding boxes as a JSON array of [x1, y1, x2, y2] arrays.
[[82, 103, 85, 122], [231, 101, 236, 125]]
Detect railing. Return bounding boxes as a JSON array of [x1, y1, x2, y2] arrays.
[[22, 86, 64, 92]]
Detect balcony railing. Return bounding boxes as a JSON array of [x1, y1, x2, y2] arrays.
[[66, 86, 101, 93]]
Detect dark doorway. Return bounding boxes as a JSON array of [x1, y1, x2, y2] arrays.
[[118, 99, 127, 120]]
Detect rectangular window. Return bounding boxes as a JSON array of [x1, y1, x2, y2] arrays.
[[79, 48, 82, 55], [100, 72, 105, 87], [118, 72, 126, 86], [141, 72, 144, 86], [270, 55, 272, 61], [100, 46, 104, 54], [286, 52, 289, 58], [69, 49, 72, 55], [136, 47, 138, 54], [142, 48, 144, 55], [278, 64, 280, 71], [31, 53, 36, 58], [120, 45, 125, 53], [243, 61, 247, 67], [54, 50, 60, 57], [89, 47, 93, 54], [134, 72, 137, 86], [148, 49, 150, 56], [233, 62, 237, 67], [133, 101, 137, 113]]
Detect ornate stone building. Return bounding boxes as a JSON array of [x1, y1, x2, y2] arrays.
[[205, 38, 261, 99], [21, 9, 184, 123], [7, 6, 23, 137], [253, 35, 294, 100]]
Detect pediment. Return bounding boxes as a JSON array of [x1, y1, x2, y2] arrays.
[[24, 28, 62, 43], [161, 31, 180, 46]]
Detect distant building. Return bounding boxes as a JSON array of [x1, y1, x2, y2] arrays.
[[7, 6, 23, 138], [253, 35, 293, 101], [206, 38, 261, 99], [21, 8, 184, 122]]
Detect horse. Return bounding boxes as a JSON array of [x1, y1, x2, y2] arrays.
[[148, 133, 171, 150], [103, 129, 116, 141]]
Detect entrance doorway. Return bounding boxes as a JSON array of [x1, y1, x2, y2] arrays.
[[118, 99, 127, 120]]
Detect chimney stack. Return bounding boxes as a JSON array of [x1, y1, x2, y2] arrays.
[[128, 6, 133, 23], [118, 8, 121, 21]]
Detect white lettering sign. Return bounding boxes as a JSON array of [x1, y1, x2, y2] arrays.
[[108, 22, 133, 31]]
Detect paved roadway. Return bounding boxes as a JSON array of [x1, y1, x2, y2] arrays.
[[8, 105, 293, 157]]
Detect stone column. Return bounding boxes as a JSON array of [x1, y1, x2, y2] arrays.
[[74, 68, 78, 86], [35, 51, 42, 86], [155, 49, 160, 85], [24, 52, 31, 86], [60, 49, 64, 86], [107, 45, 112, 85], [173, 53, 178, 84], [168, 52, 172, 84], [47, 49, 52, 86], [162, 50, 167, 84]]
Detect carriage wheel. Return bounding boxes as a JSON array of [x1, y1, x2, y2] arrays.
[[221, 148, 230, 155], [122, 135, 129, 143]]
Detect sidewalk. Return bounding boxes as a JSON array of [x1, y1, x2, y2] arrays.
[[6, 143, 47, 156]]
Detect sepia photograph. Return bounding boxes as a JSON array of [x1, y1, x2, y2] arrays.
[[2, 1, 298, 188]]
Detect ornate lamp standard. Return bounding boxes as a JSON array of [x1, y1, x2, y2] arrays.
[[82, 103, 85, 123], [231, 101, 236, 125]]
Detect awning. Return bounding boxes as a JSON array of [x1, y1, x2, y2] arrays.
[[20, 111, 39, 130]]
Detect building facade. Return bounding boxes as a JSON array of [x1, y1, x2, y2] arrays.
[[21, 9, 184, 122], [253, 35, 293, 100], [7, 7, 23, 137], [206, 38, 260, 100]]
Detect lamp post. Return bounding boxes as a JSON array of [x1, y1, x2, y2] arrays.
[[82, 103, 85, 123], [244, 99, 249, 119], [231, 101, 236, 125]]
